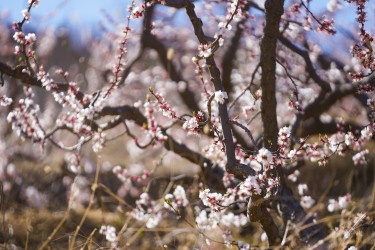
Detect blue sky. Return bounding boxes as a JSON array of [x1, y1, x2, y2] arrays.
[[0, 0, 131, 41], [0, 0, 127, 27], [0, 0, 372, 49]]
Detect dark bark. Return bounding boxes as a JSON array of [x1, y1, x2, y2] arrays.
[[184, 2, 257, 179], [260, 0, 284, 152], [259, 1, 328, 245], [184, 1, 280, 244]]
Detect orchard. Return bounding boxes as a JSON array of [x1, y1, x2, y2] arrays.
[[0, 0, 374, 249]]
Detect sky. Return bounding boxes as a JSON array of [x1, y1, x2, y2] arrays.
[[0, 0, 373, 49], [0, 0, 131, 45], [0, 0, 127, 27]]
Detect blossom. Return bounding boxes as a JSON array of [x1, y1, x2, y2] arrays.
[[300, 196, 315, 209], [198, 44, 212, 58], [99, 225, 117, 242], [25, 33, 37, 44], [13, 31, 25, 43], [218, 37, 224, 47], [22, 9, 30, 22], [256, 148, 272, 165], [237, 240, 250, 250], [352, 149, 369, 165], [14, 45, 21, 54], [297, 184, 308, 196], [327, 0, 340, 12], [327, 194, 351, 212], [0, 96, 13, 106], [28, 0, 39, 7], [220, 213, 247, 228], [195, 210, 210, 229], [214, 90, 228, 104], [164, 185, 189, 210], [239, 175, 262, 196], [92, 132, 105, 153], [360, 127, 373, 140]]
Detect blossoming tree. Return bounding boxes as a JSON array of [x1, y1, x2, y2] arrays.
[[0, 0, 374, 249]]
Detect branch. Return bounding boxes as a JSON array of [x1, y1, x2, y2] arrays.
[[98, 104, 227, 190], [0, 62, 85, 101], [260, 0, 284, 152], [184, 1, 253, 178], [257, 0, 286, 244], [278, 36, 331, 92], [0, 60, 227, 191]]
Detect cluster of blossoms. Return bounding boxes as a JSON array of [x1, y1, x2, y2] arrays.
[[182, 111, 205, 135], [278, 126, 291, 157], [197, 183, 263, 233], [129, 3, 148, 19], [199, 175, 265, 215], [0, 95, 12, 107], [37, 67, 104, 140], [317, 17, 336, 34], [346, 0, 375, 80], [150, 91, 177, 119], [278, 120, 374, 167], [164, 185, 189, 211], [112, 165, 150, 183], [13, 31, 37, 59], [214, 0, 249, 48], [352, 149, 369, 165], [130, 192, 163, 228], [143, 100, 167, 142], [287, 3, 336, 34], [13, 32, 36, 46], [12, 0, 39, 65], [203, 138, 226, 168], [195, 207, 248, 230], [64, 152, 81, 173], [7, 87, 44, 142], [328, 194, 351, 212], [225, 0, 248, 21], [92, 131, 106, 153], [238, 175, 262, 197], [99, 225, 117, 243]]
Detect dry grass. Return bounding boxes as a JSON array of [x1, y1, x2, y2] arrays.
[[0, 140, 374, 249]]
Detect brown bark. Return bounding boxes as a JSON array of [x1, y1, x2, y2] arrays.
[[260, 0, 284, 152]]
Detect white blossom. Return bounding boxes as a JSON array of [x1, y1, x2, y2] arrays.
[[99, 225, 117, 242], [256, 148, 273, 165], [214, 90, 228, 104], [300, 196, 315, 209], [0, 96, 13, 106], [21, 9, 30, 22]]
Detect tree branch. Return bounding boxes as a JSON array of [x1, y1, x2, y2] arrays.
[[184, 1, 255, 178], [260, 0, 284, 152]]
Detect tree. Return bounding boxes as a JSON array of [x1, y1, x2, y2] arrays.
[[0, 0, 374, 249]]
